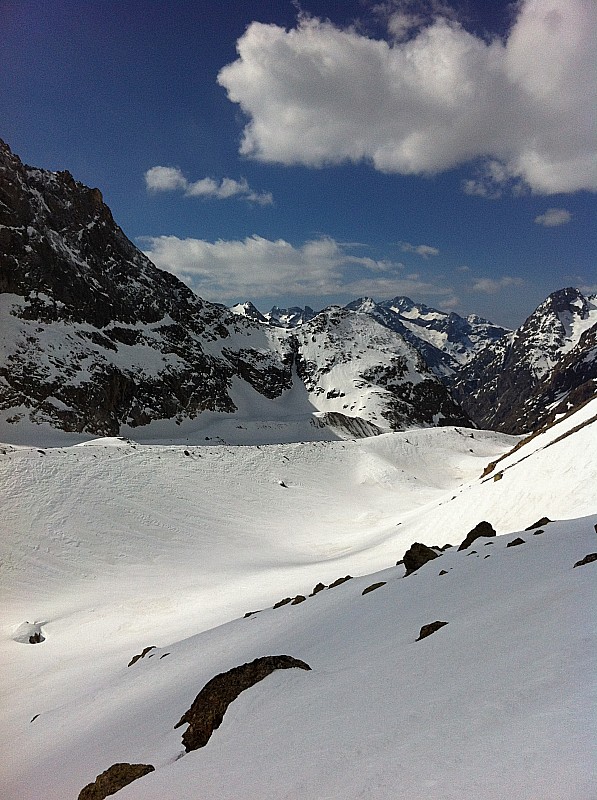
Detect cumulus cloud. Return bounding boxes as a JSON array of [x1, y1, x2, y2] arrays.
[[400, 241, 440, 257], [534, 207, 572, 227], [471, 276, 524, 294], [218, 0, 597, 194], [141, 234, 454, 302], [144, 166, 273, 205]]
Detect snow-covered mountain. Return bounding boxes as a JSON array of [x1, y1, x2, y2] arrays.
[[230, 302, 318, 328], [346, 296, 510, 376], [451, 287, 597, 433], [231, 296, 509, 376], [0, 139, 468, 443], [1, 397, 595, 799], [229, 301, 267, 323], [292, 305, 469, 431], [264, 304, 317, 327]]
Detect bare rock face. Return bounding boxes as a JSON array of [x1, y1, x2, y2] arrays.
[[174, 655, 311, 752], [457, 521, 496, 551], [78, 763, 154, 800], [403, 542, 439, 575]]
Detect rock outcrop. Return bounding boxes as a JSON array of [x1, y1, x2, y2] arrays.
[[78, 763, 155, 800], [457, 521, 496, 551], [402, 542, 440, 575], [416, 621, 449, 641], [174, 655, 311, 752], [573, 553, 597, 568]]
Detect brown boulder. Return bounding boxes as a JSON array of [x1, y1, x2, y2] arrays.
[[362, 581, 386, 595], [403, 542, 439, 576], [273, 597, 292, 609], [78, 763, 154, 800], [174, 655, 311, 752], [416, 621, 449, 641], [457, 521, 496, 551], [525, 516, 552, 530], [128, 646, 156, 667], [507, 537, 525, 547], [573, 552, 597, 568], [328, 575, 353, 588]]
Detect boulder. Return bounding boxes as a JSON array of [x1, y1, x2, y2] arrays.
[[507, 537, 525, 547], [128, 646, 156, 667], [416, 621, 449, 641], [403, 542, 439, 576], [310, 582, 326, 596], [78, 763, 154, 800], [174, 655, 311, 752], [457, 521, 496, 551], [525, 516, 552, 530], [362, 581, 386, 595], [573, 553, 597, 568], [273, 597, 292, 609], [328, 575, 353, 588]]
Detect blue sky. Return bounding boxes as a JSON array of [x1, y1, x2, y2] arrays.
[[1, 0, 596, 328]]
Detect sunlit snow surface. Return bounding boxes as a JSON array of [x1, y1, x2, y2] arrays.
[[1, 402, 596, 799]]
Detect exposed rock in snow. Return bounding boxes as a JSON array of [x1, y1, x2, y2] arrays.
[[573, 552, 597, 568], [457, 520, 497, 551], [174, 655, 311, 752], [78, 763, 155, 800], [416, 620, 449, 641], [403, 541, 440, 575]]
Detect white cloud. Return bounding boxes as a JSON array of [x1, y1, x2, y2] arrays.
[[144, 166, 273, 205], [144, 166, 188, 192], [218, 0, 597, 194], [141, 234, 454, 302], [471, 276, 524, 294], [534, 208, 572, 227], [400, 241, 440, 257]]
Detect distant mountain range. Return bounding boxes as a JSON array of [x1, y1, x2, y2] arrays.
[[1, 137, 595, 441], [231, 288, 597, 435]]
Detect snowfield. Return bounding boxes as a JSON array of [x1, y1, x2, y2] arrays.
[[1, 400, 596, 799]]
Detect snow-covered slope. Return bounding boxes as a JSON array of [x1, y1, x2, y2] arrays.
[[1, 401, 595, 799]]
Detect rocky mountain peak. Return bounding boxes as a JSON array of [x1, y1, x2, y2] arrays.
[[450, 287, 597, 433]]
